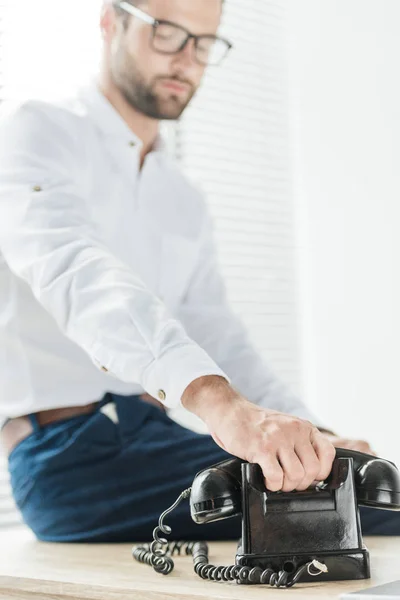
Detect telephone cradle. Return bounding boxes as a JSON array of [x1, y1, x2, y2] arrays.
[[132, 448, 400, 588]]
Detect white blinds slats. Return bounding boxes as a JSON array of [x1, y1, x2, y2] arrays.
[[177, 0, 300, 393]]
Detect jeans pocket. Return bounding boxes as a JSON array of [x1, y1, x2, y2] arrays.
[[10, 475, 35, 511], [8, 442, 36, 511], [7, 430, 36, 463], [36, 410, 121, 476]]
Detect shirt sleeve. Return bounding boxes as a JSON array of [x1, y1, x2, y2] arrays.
[[176, 204, 325, 426], [0, 100, 230, 409]]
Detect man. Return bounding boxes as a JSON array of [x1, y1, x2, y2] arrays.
[[0, 0, 395, 542]]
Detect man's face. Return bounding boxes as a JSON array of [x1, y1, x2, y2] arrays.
[[103, 0, 222, 120]]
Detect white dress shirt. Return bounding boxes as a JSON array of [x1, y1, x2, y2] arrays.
[[0, 79, 319, 425]]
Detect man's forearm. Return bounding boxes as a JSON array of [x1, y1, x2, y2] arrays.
[[181, 374, 236, 420]]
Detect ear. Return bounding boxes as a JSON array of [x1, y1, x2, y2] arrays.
[[100, 2, 117, 42]]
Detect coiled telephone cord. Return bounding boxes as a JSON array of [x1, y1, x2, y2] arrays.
[[132, 488, 327, 588]]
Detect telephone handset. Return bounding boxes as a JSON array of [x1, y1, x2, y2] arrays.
[[190, 447, 400, 524], [133, 448, 400, 588]]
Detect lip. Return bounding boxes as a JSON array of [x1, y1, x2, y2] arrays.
[[160, 79, 190, 93]]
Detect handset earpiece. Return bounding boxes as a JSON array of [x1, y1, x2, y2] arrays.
[[335, 447, 400, 510], [190, 457, 244, 524]]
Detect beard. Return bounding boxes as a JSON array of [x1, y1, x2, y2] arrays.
[[111, 49, 197, 120]]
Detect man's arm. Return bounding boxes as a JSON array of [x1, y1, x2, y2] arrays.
[[0, 100, 338, 489], [0, 100, 230, 408], [176, 205, 324, 426]]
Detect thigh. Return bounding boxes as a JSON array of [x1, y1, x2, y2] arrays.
[[359, 506, 400, 535], [97, 400, 241, 543], [8, 394, 240, 543]]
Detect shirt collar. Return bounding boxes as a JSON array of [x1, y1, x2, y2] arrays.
[[78, 78, 167, 153]]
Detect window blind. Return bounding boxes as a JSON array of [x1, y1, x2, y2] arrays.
[[177, 0, 301, 392]]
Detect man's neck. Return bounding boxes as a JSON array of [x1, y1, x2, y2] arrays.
[[98, 76, 159, 168]]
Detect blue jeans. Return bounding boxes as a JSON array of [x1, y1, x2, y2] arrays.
[[7, 393, 400, 542]]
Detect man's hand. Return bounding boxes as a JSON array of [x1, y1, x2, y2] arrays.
[[321, 432, 377, 456], [182, 375, 336, 492]]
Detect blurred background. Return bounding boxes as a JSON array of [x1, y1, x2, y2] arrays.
[[0, 0, 399, 527]]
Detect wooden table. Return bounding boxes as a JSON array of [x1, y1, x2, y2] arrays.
[[0, 529, 399, 600]]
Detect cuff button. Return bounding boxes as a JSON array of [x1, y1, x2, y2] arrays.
[[101, 366, 108, 373], [157, 389, 166, 401]]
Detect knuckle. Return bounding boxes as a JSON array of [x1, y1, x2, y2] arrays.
[[264, 424, 282, 442], [301, 466, 317, 483], [289, 418, 303, 433], [305, 461, 321, 480], [260, 439, 276, 454], [293, 419, 313, 439], [297, 417, 311, 429], [288, 465, 305, 482], [310, 452, 323, 468]]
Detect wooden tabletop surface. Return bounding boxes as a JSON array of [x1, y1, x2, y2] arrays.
[[0, 529, 399, 600]]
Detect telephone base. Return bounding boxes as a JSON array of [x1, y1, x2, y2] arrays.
[[235, 546, 371, 583]]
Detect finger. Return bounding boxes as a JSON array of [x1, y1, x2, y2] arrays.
[[258, 452, 284, 492], [328, 438, 351, 448], [293, 441, 322, 491], [351, 440, 375, 454], [336, 439, 375, 455], [310, 430, 336, 481], [277, 446, 305, 492]]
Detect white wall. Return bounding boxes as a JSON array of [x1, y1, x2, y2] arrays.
[[286, 0, 400, 463]]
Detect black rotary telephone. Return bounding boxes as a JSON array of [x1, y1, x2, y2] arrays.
[[132, 448, 400, 588]]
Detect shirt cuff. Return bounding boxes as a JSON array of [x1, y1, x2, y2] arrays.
[[89, 338, 230, 410], [141, 343, 231, 409]]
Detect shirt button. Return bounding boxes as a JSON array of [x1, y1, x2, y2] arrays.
[[129, 141, 136, 147], [157, 390, 166, 401], [33, 185, 42, 192], [101, 366, 108, 373]]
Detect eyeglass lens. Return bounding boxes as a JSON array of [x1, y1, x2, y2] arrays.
[[153, 23, 229, 65]]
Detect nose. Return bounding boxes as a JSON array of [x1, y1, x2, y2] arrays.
[[174, 37, 197, 69]]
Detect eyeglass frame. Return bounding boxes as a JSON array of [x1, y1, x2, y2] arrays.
[[115, 1, 233, 66]]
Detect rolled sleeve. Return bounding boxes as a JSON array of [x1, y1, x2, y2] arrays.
[[0, 100, 230, 408]]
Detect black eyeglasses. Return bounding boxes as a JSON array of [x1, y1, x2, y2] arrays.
[[116, 1, 233, 67]]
